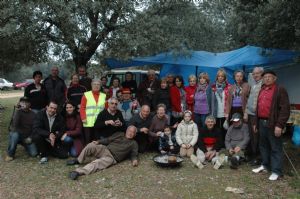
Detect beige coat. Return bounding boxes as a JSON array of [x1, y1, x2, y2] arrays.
[[175, 120, 199, 146]]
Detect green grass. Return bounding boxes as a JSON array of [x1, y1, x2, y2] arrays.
[[0, 97, 300, 199]]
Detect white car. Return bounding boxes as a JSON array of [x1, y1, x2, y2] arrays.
[[0, 78, 13, 90]]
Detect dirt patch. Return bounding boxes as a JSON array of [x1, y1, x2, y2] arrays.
[[0, 91, 23, 99]]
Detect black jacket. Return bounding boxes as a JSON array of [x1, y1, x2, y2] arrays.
[[43, 75, 66, 105], [33, 109, 65, 139], [152, 88, 171, 111], [197, 127, 223, 152], [24, 83, 48, 110]]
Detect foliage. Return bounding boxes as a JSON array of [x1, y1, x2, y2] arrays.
[[0, 0, 299, 74], [102, 0, 227, 60], [226, 0, 300, 50]]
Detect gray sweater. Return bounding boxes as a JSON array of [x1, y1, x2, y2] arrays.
[[225, 123, 250, 150]]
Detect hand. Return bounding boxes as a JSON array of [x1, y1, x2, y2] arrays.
[[114, 119, 122, 126], [206, 151, 216, 161], [186, 144, 191, 148], [82, 119, 87, 123], [156, 131, 162, 137], [234, 146, 241, 153], [140, 128, 149, 134], [160, 150, 167, 154], [172, 122, 178, 129], [92, 140, 100, 145], [229, 149, 235, 154], [181, 144, 187, 149], [49, 133, 56, 147], [61, 133, 67, 141], [253, 125, 257, 133], [274, 126, 283, 137], [132, 160, 138, 167], [105, 120, 115, 126], [170, 146, 174, 150]]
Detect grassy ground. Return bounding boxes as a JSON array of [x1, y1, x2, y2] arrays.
[[0, 97, 299, 199]]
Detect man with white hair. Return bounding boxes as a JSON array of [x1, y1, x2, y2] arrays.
[[137, 69, 160, 110], [67, 125, 139, 180], [252, 70, 290, 181], [94, 97, 126, 139], [80, 78, 106, 144], [244, 67, 264, 166]]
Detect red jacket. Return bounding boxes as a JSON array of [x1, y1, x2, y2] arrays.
[[65, 114, 84, 156], [185, 85, 196, 105], [170, 86, 183, 112]]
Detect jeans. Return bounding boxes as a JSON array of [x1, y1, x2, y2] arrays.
[[63, 136, 77, 157], [7, 132, 38, 157], [259, 119, 283, 175], [194, 113, 208, 128]]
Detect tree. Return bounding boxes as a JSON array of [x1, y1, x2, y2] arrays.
[[0, 1, 47, 75], [226, 0, 300, 50], [102, 0, 228, 60], [29, 0, 141, 70]]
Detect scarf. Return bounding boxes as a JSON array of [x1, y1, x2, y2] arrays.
[[197, 83, 207, 92], [234, 83, 242, 97], [216, 82, 226, 99]]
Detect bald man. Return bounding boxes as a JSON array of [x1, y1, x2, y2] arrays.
[[67, 126, 139, 180], [43, 66, 67, 112]]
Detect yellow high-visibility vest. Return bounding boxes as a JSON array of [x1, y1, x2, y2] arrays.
[[84, 91, 106, 127]]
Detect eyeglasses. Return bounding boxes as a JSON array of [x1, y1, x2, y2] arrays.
[[110, 102, 118, 105]]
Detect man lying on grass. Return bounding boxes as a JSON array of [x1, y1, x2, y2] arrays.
[[67, 125, 139, 180]]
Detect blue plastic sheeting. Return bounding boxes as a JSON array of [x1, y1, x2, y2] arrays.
[[106, 45, 299, 85]]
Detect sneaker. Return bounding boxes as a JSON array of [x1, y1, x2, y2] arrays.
[[213, 154, 225, 170], [230, 157, 239, 169], [190, 154, 204, 169], [69, 171, 80, 180], [5, 155, 13, 162], [39, 157, 48, 164], [269, 173, 279, 181], [252, 165, 267, 173], [66, 159, 79, 166]]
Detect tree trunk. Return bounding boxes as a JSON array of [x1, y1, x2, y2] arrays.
[[73, 52, 90, 72]]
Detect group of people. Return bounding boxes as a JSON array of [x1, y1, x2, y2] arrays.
[[5, 65, 290, 181]]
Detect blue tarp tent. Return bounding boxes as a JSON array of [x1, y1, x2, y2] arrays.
[[106, 45, 300, 85]]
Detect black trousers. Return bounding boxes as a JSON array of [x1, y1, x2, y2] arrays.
[[83, 127, 95, 145], [135, 132, 149, 153], [216, 117, 226, 147], [33, 134, 68, 158]]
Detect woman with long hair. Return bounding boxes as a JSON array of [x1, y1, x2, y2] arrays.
[[61, 101, 84, 157], [170, 75, 187, 125]]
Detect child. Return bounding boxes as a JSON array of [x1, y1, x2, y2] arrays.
[[159, 126, 176, 154], [175, 110, 199, 157]]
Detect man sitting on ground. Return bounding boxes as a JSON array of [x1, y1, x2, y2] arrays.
[[128, 105, 153, 153], [94, 97, 126, 139], [190, 115, 223, 169], [67, 125, 139, 180], [5, 97, 38, 161], [33, 100, 68, 163], [223, 113, 250, 169]]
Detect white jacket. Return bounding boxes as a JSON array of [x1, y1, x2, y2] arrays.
[[175, 120, 199, 146]]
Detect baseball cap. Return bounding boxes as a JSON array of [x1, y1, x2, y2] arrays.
[[231, 113, 242, 122]]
